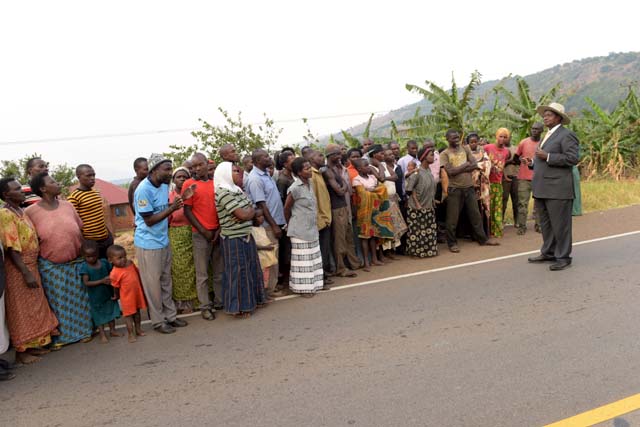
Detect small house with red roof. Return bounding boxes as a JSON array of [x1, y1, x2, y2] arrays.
[[69, 178, 133, 232]]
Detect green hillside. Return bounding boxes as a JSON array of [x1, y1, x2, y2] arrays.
[[339, 51, 640, 138]]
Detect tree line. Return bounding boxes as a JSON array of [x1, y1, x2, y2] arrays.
[[2, 73, 638, 183]]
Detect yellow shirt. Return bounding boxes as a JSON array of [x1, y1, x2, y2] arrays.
[[311, 167, 332, 230]]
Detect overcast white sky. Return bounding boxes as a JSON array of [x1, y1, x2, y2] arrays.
[[1, 0, 638, 180]]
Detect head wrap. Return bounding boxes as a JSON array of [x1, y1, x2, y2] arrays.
[[418, 147, 434, 163], [172, 166, 190, 180], [214, 161, 242, 194]]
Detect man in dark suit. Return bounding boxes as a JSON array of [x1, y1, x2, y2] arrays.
[[527, 103, 579, 271]]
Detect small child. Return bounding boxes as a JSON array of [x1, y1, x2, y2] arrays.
[[250, 209, 277, 294], [80, 241, 122, 344], [352, 158, 379, 191], [351, 158, 383, 271], [107, 245, 148, 343]]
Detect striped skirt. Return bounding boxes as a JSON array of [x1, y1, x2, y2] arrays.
[[220, 235, 266, 314], [289, 237, 324, 294], [39, 257, 93, 346]]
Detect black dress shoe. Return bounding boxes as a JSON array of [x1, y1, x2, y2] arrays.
[[0, 371, 16, 381], [528, 254, 556, 263], [549, 260, 572, 271], [169, 318, 188, 328], [154, 323, 176, 334]]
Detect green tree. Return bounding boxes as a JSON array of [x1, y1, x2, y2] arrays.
[[493, 76, 561, 143], [165, 107, 283, 164], [0, 153, 76, 195], [404, 71, 483, 145], [0, 152, 43, 182], [576, 86, 640, 180], [51, 163, 77, 196]]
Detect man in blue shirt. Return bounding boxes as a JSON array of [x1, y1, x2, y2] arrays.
[[244, 149, 286, 297], [134, 153, 189, 334]]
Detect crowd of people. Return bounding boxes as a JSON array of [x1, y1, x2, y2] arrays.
[[0, 103, 583, 381]]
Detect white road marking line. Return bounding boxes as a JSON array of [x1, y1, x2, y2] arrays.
[[124, 230, 640, 330]]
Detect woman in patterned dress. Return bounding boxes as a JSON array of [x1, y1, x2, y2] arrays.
[[404, 147, 438, 258], [25, 173, 93, 349], [169, 167, 197, 313], [0, 177, 59, 363]]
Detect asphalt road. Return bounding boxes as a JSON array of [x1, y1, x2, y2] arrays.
[[2, 231, 640, 427]]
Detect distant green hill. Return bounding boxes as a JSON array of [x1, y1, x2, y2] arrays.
[[337, 51, 640, 139]]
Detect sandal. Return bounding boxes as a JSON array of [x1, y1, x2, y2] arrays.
[[336, 271, 358, 278], [449, 245, 460, 253]]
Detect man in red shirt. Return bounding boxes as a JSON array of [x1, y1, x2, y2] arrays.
[[183, 153, 222, 320], [515, 122, 543, 235]]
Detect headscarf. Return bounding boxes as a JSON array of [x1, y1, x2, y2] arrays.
[[417, 147, 434, 163], [495, 128, 511, 139], [214, 161, 242, 193], [172, 166, 190, 180]]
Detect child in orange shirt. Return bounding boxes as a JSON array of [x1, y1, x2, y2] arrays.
[[107, 245, 147, 343]]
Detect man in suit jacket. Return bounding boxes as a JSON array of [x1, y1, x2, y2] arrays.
[[527, 103, 579, 271]]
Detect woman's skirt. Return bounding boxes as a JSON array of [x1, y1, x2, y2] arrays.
[[490, 183, 504, 238], [4, 251, 58, 351], [169, 225, 197, 309], [289, 237, 324, 294], [39, 257, 93, 346], [405, 208, 438, 258], [220, 235, 266, 314], [383, 195, 408, 250]]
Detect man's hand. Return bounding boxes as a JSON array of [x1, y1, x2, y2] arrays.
[[202, 229, 214, 241], [181, 184, 197, 201], [272, 224, 283, 239], [535, 148, 548, 161], [101, 277, 111, 285], [211, 228, 221, 244], [171, 196, 184, 211]]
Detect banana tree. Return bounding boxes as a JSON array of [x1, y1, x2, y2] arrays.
[[404, 71, 483, 145], [494, 76, 560, 143]]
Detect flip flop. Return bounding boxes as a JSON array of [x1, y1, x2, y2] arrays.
[[337, 271, 358, 278]]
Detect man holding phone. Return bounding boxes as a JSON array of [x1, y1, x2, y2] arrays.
[[515, 122, 543, 235]]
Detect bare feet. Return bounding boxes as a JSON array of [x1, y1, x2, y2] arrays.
[[110, 330, 122, 338], [363, 266, 371, 272], [128, 334, 137, 343], [16, 352, 41, 365], [26, 347, 50, 356], [483, 239, 500, 246], [372, 260, 384, 266], [99, 334, 109, 344], [136, 329, 146, 337], [233, 312, 252, 318]]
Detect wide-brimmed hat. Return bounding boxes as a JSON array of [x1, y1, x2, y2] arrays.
[[148, 153, 172, 171], [536, 102, 571, 125]]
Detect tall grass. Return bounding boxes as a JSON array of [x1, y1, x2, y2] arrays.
[[504, 179, 640, 224]]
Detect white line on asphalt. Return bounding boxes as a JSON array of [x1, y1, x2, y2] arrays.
[[127, 230, 640, 330]]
